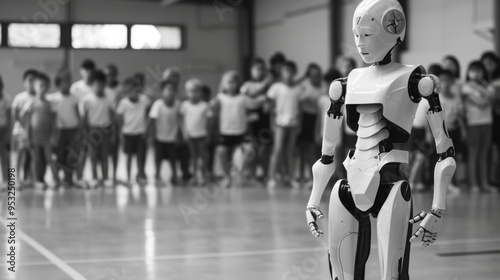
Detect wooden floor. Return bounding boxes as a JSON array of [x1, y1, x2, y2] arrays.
[[1, 182, 499, 280]]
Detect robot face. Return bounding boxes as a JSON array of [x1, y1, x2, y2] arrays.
[[352, 0, 406, 64]]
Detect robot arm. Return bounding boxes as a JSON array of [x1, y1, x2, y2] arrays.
[[409, 74, 457, 248], [306, 78, 346, 238]]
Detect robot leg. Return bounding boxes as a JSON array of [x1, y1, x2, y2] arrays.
[[328, 179, 371, 280], [376, 180, 413, 280]]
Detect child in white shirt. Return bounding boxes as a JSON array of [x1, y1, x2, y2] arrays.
[[210, 71, 247, 187], [149, 80, 180, 185], [267, 61, 304, 188], [116, 78, 151, 185], [180, 79, 209, 185], [81, 70, 115, 187]]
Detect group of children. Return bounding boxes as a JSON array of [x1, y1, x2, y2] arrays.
[[0, 51, 498, 192]]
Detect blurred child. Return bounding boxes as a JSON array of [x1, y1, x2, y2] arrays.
[[105, 64, 122, 183], [269, 52, 286, 82], [117, 78, 151, 185], [149, 80, 180, 185], [11, 69, 38, 186], [240, 58, 273, 183], [267, 61, 304, 188], [27, 72, 58, 188], [48, 70, 80, 187], [0, 75, 11, 190], [81, 70, 114, 187], [201, 84, 216, 178], [297, 63, 325, 188], [211, 71, 247, 187], [71, 59, 95, 99], [462, 61, 497, 193], [481, 51, 500, 187], [180, 79, 209, 185], [439, 70, 465, 193], [73, 59, 96, 184]]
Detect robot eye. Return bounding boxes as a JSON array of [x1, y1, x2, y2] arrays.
[[355, 34, 360, 38], [365, 34, 373, 37]]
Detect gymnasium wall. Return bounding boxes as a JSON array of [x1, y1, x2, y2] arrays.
[[253, 0, 331, 76], [0, 0, 241, 97], [253, 0, 494, 77], [340, 0, 494, 76]]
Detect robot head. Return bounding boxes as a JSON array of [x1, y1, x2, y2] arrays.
[[352, 0, 406, 64]]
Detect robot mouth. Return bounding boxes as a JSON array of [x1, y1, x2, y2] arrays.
[[361, 52, 369, 55]]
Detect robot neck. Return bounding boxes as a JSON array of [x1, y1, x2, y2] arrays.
[[374, 52, 392, 66], [374, 38, 402, 66]]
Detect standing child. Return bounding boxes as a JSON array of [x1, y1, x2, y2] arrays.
[[81, 70, 114, 187], [211, 71, 247, 187], [26, 72, 58, 188], [240, 58, 273, 184], [11, 69, 38, 186], [180, 79, 210, 185], [72, 59, 96, 185], [462, 61, 497, 193], [297, 63, 325, 188], [438, 70, 465, 193], [48, 70, 80, 187], [149, 79, 180, 185], [105, 64, 122, 183], [116, 78, 151, 185], [0, 75, 11, 190], [267, 61, 304, 189]]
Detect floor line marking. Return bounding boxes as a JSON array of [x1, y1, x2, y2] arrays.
[[16, 228, 88, 280], [5, 236, 500, 267]]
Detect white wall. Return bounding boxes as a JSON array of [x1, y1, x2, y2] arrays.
[[340, 0, 495, 76], [254, 0, 331, 75], [0, 0, 241, 97]]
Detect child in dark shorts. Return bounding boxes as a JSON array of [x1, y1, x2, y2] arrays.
[[297, 63, 325, 188], [0, 75, 10, 190], [116, 78, 151, 185], [210, 71, 247, 187], [149, 79, 180, 185], [240, 58, 273, 183], [81, 70, 115, 187], [27, 72, 58, 188]]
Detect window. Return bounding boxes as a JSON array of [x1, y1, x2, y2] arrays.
[[131, 25, 182, 50], [8, 23, 60, 48], [72, 24, 127, 49]]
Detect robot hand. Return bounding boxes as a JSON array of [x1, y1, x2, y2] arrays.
[[306, 206, 324, 238], [409, 209, 444, 249]]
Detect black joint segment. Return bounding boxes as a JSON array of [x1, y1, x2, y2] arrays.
[[328, 78, 347, 119], [408, 69, 424, 103], [328, 102, 343, 119], [424, 93, 443, 113], [320, 155, 334, 164], [438, 146, 455, 161], [401, 181, 411, 202]]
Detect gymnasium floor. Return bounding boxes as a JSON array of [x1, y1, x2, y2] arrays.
[[1, 180, 499, 280]]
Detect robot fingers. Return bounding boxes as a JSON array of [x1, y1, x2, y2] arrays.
[[409, 226, 425, 243], [308, 222, 324, 238], [306, 206, 324, 221], [306, 207, 324, 238], [420, 230, 438, 249], [409, 211, 427, 224]]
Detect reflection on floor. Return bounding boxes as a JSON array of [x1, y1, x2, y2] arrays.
[[0, 184, 499, 280]]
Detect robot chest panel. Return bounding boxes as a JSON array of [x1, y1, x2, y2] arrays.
[[345, 64, 420, 137]]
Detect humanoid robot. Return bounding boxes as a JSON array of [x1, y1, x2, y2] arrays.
[[305, 0, 457, 279]]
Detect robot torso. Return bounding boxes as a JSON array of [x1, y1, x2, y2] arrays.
[[343, 62, 425, 211]]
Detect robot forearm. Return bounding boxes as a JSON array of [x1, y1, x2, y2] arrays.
[[419, 75, 457, 213], [307, 78, 346, 207], [308, 113, 343, 207]]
